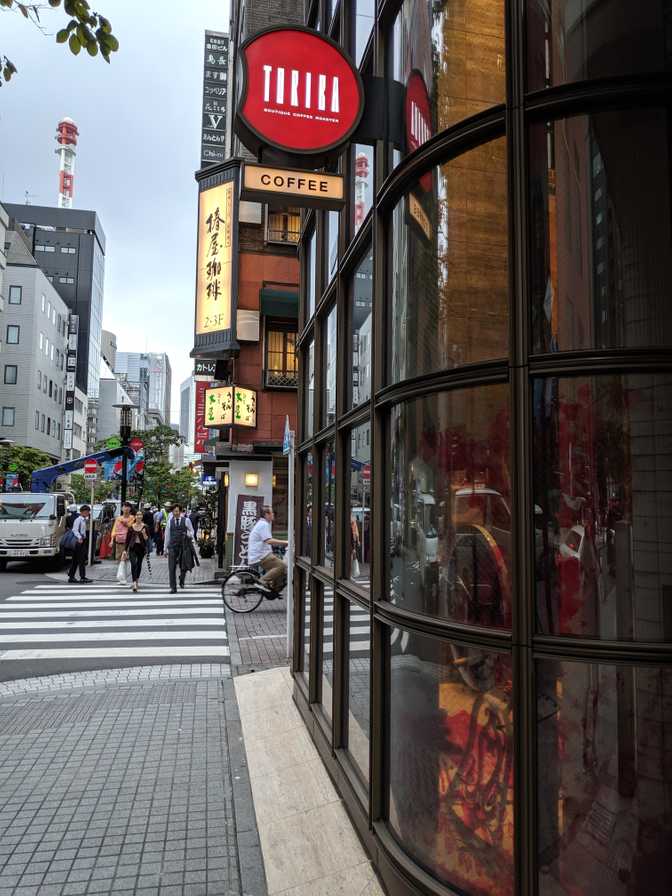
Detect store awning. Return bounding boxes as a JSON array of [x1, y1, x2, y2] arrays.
[[260, 288, 299, 319]]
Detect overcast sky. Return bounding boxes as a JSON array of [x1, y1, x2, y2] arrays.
[[0, 0, 230, 423]]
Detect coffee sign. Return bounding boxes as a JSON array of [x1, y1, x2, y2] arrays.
[[235, 26, 364, 159]]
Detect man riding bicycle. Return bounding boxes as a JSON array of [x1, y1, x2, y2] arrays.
[[247, 505, 288, 593]]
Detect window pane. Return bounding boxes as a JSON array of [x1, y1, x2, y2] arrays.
[[389, 629, 514, 894], [2, 408, 15, 427], [302, 451, 314, 557], [323, 307, 337, 427], [326, 210, 339, 283], [530, 109, 672, 353], [305, 341, 315, 439], [6, 326, 19, 345], [527, 0, 671, 91], [349, 421, 371, 586], [301, 574, 311, 685], [537, 659, 672, 894], [534, 373, 672, 642], [346, 600, 370, 781], [322, 440, 336, 568], [4, 366, 17, 385], [321, 585, 335, 721], [354, 0, 374, 65], [266, 330, 285, 371], [390, 0, 505, 162], [349, 249, 373, 409], [8, 286, 21, 304], [389, 385, 511, 628], [353, 145, 374, 235], [390, 139, 508, 384], [306, 230, 317, 320]]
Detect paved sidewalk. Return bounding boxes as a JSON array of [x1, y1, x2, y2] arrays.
[[0, 666, 266, 896], [47, 556, 217, 587], [225, 599, 288, 675]]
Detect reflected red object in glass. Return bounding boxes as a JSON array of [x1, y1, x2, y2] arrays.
[[237, 27, 364, 155], [404, 70, 433, 191]]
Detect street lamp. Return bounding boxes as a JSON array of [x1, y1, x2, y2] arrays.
[[112, 401, 137, 506]]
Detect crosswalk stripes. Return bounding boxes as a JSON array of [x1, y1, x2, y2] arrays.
[[0, 581, 229, 662], [305, 590, 370, 659]]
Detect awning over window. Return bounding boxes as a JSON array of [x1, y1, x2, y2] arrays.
[[260, 288, 299, 319]]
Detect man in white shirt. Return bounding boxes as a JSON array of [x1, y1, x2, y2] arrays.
[[247, 506, 288, 593], [68, 505, 92, 584]]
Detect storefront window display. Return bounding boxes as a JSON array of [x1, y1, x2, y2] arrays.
[[529, 108, 672, 354], [534, 372, 672, 642], [526, 0, 672, 91], [324, 307, 337, 427], [389, 385, 511, 627], [302, 451, 314, 557], [389, 629, 514, 895], [322, 440, 336, 568], [390, 0, 505, 148], [390, 139, 508, 384], [349, 421, 371, 585], [346, 600, 370, 781], [537, 659, 672, 894], [349, 249, 373, 409]]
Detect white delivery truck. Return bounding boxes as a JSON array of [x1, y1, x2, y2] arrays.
[[0, 492, 74, 569]]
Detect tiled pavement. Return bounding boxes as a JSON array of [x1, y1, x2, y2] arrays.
[[224, 599, 288, 675], [0, 667, 266, 896]]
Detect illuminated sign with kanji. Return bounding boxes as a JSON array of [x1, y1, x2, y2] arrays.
[[195, 180, 234, 337], [204, 385, 257, 428]]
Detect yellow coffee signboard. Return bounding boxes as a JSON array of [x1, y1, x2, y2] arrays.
[[195, 180, 234, 336]]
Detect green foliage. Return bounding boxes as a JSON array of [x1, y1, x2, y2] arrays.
[[132, 424, 181, 464], [70, 473, 115, 504], [143, 463, 198, 510], [1, 0, 118, 85], [0, 444, 54, 490]]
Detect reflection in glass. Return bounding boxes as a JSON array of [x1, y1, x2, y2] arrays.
[[530, 110, 672, 354], [321, 584, 334, 720], [322, 440, 336, 568], [527, 0, 672, 91], [326, 210, 339, 283], [389, 386, 511, 627], [324, 307, 337, 427], [307, 230, 317, 319], [353, 144, 374, 235], [302, 451, 314, 557], [301, 575, 311, 684], [349, 422, 371, 586], [534, 373, 672, 642], [390, 139, 508, 384], [390, 0, 505, 158], [389, 629, 514, 895], [354, 0, 374, 65], [346, 601, 370, 781], [305, 341, 315, 439], [537, 659, 672, 894], [349, 249, 373, 409]]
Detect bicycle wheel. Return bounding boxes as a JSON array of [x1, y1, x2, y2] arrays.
[[222, 569, 264, 613]]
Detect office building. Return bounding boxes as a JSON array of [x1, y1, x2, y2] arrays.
[[114, 352, 171, 425], [95, 359, 134, 443], [0, 229, 69, 460], [0, 204, 8, 313], [101, 328, 117, 370], [179, 375, 195, 445], [3, 203, 106, 404]]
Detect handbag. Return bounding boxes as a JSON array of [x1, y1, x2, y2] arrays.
[[61, 528, 77, 551], [116, 558, 130, 585], [351, 553, 361, 578]]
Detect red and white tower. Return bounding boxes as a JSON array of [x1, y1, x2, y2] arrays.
[[55, 117, 79, 209], [354, 151, 370, 231]]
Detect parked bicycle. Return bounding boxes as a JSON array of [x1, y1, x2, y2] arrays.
[[221, 563, 286, 613]]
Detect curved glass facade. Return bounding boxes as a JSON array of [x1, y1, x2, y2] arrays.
[[293, 2, 672, 895]]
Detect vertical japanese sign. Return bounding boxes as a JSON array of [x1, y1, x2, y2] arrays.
[[204, 386, 257, 428], [233, 495, 264, 566], [201, 31, 229, 168], [194, 380, 210, 455], [63, 314, 79, 453]]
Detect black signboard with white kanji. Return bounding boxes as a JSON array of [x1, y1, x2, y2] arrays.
[[201, 31, 229, 168]]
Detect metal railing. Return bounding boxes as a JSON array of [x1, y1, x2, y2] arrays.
[[264, 369, 299, 388]]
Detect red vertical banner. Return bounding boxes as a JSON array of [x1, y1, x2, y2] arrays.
[[194, 380, 210, 454]]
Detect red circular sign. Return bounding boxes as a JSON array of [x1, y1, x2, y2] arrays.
[[84, 460, 97, 475], [129, 437, 144, 452], [404, 70, 433, 191], [236, 26, 364, 156]]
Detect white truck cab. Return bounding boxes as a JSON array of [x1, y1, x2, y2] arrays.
[[0, 492, 73, 569]]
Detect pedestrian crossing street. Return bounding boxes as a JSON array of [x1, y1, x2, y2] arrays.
[[305, 590, 371, 659], [0, 581, 229, 662]]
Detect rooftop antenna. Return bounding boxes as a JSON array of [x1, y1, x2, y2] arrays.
[[24, 190, 38, 205]]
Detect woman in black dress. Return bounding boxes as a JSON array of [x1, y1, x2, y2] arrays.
[[124, 516, 149, 592]]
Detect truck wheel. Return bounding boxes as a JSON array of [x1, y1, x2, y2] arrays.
[[0, 560, 7, 572]]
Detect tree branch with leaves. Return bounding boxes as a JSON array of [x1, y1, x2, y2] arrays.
[[1, 0, 118, 85]]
